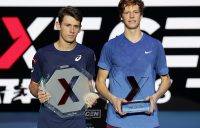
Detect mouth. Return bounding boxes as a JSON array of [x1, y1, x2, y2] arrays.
[[68, 35, 74, 38], [128, 20, 136, 23]]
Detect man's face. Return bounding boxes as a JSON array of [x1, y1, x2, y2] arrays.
[[57, 15, 81, 43], [121, 4, 142, 30]]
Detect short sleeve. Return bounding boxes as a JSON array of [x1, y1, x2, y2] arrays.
[[86, 50, 96, 78], [31, 52, 42, 83], [155, 42, 169, 76], [98, 43, 112, 71]]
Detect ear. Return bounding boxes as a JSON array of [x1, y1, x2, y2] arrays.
[[56, 21, 61, 30]]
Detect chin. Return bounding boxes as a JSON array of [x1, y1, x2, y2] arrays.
[[127, 24, 139, 29], [64, 40, 74, 44]]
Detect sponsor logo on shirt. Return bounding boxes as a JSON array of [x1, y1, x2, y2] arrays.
[[145, 51, 152, 54], [75, 55, 82, 61]]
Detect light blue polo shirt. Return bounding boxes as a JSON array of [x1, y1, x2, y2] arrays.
[[98, 33, 168, 128]]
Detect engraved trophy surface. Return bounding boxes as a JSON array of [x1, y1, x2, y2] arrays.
[[121, 76, 150, 113], [41, 65, 92, 118]]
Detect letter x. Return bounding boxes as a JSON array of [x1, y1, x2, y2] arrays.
[[58, 76, 79, 105], [0, 17, 31, 69], [125, 76, 140, 101]]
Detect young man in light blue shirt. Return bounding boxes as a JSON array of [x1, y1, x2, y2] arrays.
[[96, 0, 171, 127]]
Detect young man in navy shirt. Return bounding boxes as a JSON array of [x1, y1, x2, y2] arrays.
[[29, 6, 98, 128]]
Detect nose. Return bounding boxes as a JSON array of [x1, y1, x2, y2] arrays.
[[70, 26, 75, 33], [129, 12, 134, 18]]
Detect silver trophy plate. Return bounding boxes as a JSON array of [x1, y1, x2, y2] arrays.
[[40, 65, 92, 118], [122, 100, 150, 113]]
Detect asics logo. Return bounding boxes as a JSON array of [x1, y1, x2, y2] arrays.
[[75, 55, 82, 61], [145, 51, 152, 54]]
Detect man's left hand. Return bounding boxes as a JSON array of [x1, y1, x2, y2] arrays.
[[84, 93, 99, 108], [145, 95, 158, 114]]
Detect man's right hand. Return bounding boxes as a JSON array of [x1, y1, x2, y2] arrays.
[[37, 86, 51, 103], [111, 96, 127, 116]]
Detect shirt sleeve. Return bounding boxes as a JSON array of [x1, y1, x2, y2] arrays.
[[86, 50, 96, 78], [31, 52, 42, 83], [98, 43, 112, 71], [155, 42, 169, 76]]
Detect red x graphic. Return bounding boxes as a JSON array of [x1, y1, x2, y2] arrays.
[[58, 76, 79, 105], [0, 17, 31, 69]]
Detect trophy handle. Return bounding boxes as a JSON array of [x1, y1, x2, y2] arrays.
[[88, 80, 95, 92]]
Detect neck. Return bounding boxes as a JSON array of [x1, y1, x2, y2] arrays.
[[124, 27, 143, 43], [54, 40, 77, 51]]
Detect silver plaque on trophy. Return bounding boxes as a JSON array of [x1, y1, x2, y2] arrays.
[[121, 76, 150, 113], [40, 65, 92, 118], [122, 100, 150, 113]]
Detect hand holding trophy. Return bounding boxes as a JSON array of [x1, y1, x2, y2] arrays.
[[37, 86, 51, 103], [84, 92, 99, 108]]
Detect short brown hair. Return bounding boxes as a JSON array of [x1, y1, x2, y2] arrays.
[[118, 0, 144, 17], [58, 6, 82, 24]]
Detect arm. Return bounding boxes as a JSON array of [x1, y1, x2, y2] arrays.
[[153, 74, 171, 101], [146, 42, 172, 113], [95, 69, 112, 102], [95, 68, 127, 115], [29, 80, 39, 98], [84, 51, 100, 108], [29, 80, 51, 103], [146, 74, 171, 114]]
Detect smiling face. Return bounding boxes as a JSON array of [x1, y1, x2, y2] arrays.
[[56, 15, 81, 44], [121, 4, 142, 30]]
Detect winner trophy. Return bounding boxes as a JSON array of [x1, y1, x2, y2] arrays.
[[121, 76, 150, 113], [40, 65, 92, 118]]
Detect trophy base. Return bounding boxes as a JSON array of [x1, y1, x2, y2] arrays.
[[44, 103, 87, 118], [122, 100, 150, 113]]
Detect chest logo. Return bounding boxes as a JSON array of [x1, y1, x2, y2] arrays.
[[145, 51, 152, 54], [75, 55, 82, 61]]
